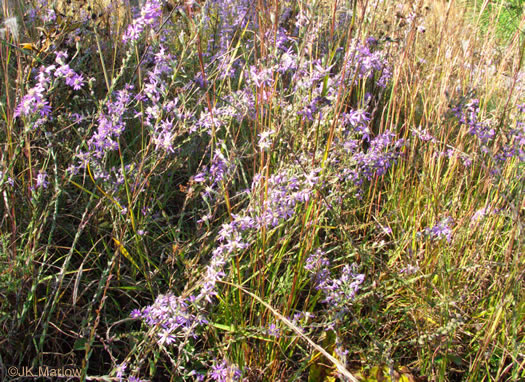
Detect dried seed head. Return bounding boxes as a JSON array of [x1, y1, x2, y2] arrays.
[[3, 17, 18, 40]]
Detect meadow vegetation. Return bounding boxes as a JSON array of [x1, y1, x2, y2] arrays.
[[0, 0, 523, 381]]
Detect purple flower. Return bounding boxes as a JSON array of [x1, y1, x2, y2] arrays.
[[14, 85, 51, 119], [249, 65, 274, 88], [399, 264, 419, 275], [412, 126, 436, 142], [341, 109, 371, 141], [423, 217, 454, 243], [189, 370, 206, 381], [366, 36, 378, 47], [70, 87, 134, 173], [123, 0, 164, 43], [35, 171, 49, 189], [209, 361, 228, 382], [53, 53, 85, 91], [343, 109, 370, 129], [342, 130, 405, 192], [305, 249, 331, 284], [130, 309, 142, 319], [298, 98, 320, 122], [115, 362, 127, 380], [55, 51, 68, 65], [460, 154, 473, 167], [335, 336, 349, 359], [195, 149, 235, 201], [135, 293, 204, 346], [152, 119, 176, 153], [305, 249, 364, 311], [209, 359, 241, 382], [158, 329, 177, 346], [194, 72, 208, 88], [267, 323, 280, 338], [203, 0, 254, 57], [197, 246, 228, 303], [338, 38, 392, 88], [278, 50, 298, 73], [470, 207, 493, 225], [231, 214, 255, 231], [453, 99, 495, 144], [54, 64, 74, 79], [42, 8, 56, 23], [258, 130, 275, 150], [0, 171, 14, 187], [66, 73, 84, 90]]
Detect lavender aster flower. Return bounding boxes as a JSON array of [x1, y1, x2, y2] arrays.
[[267, 323, 280, 338], [210, 361, 228, 382], [66, 73, 84, 90], [158, 329, 177, 346], [189, 370, 206, 381], [209, 359, 241, 382], [115, 362, 127, 380], [152, 119, 176, 153], [14, 83, 51, 119], [135, 293, 205, 346], [130, 309, 142, 319], [322, 264, 365, 308], [258, 130, 275, 150], [338, 38, 392, 88], [123, 0, 164, 43], [453, 99, 495, 144], [412, 126, 436, 142], [35, 171, 49, 189], [305, 249, 364, 311], [399, 264, 420, 275], [470, 206, 494, 227], [423, 217, 454, 243]]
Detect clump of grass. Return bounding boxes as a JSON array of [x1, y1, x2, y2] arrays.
[[468, 0, 524, 42], [0, 0, 523, 381]]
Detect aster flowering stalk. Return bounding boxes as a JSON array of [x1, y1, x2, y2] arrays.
[[14, 67, 52, 124], [193, 166, 324, 306], [305, 249, 364, 313], [420, 217, 454, 243], [341, 108, 371, 141], [34, 170, 49, 189], [130, 293, 208, 347], [208, 359, 241, 382], [193, 148, 236, 201], [202, 0, 256, 58], [14, 51, 85, 130], [131, 162, 326, 358], [334, 129, 405, 198], [54, 51, 85, 91], [494, 104, 525, 163], [134, 45, 184, 154], [452, 98, 495, 145], [337, 37, 392, 88], [123, 0, 165, 44], [248, 168, 320, 228], [68, 83, 138, 182]]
